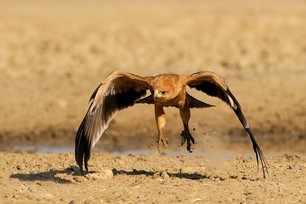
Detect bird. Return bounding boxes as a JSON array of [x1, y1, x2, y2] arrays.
[[75, 71, 268, 178]]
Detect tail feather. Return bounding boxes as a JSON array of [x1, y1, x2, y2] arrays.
[[187, 94, 215, 108]]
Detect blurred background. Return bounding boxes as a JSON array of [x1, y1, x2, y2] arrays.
[[0, 0, 305, 154]]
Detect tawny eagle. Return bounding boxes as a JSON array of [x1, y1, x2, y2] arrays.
[[75, 71, 268, 177]]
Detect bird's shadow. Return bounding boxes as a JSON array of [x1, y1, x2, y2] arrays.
[[10, 166, 209, 183], [9, 167, 79, 184], [112, 168, 209, 180]]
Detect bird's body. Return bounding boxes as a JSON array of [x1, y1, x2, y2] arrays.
[[75, 71, 268, 178]]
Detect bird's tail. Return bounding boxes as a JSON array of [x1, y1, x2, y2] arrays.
[[187, 94, 215, 108]]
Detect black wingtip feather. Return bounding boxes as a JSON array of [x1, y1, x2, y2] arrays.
[[226, 89, 268, 178], [75, 118, 91, 174], [246, 128, 269, 178]]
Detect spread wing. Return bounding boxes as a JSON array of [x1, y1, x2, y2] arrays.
[[75, 71, 151, 173], [185, 71, 268, 178]]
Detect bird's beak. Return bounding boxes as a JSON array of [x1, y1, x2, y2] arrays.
[[154, 90, 161, 98]]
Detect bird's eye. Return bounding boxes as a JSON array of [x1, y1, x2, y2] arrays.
[[161, 91, 167, 95]]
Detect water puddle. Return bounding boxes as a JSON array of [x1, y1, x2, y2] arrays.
[[11, 145, 281, 158], [12, 145, 74, 154]]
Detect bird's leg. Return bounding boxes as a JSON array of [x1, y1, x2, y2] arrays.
[[153, 104, 168, 152], [179, 105, 195, 153]]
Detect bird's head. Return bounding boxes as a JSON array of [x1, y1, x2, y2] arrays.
[[151, 74, 182, 102]]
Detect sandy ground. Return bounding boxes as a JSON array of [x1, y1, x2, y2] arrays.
[[1, 152, 306, 203], [0, 0, 306, 203]]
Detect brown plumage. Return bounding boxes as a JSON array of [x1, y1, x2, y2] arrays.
[[75, 71, 268, 178]]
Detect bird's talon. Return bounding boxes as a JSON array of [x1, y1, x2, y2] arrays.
[[181, 138, 186, 145], [152, 136, 168, 152], [159, 137, 168, 148], [180, 130, 195, 152], [191, 137, 195, 144]]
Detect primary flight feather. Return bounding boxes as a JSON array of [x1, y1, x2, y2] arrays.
[[75, 71, 268, 178]]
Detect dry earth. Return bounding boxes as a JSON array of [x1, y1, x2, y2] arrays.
[[0, 0, 306, 203], [1, 152, 306, 203]]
